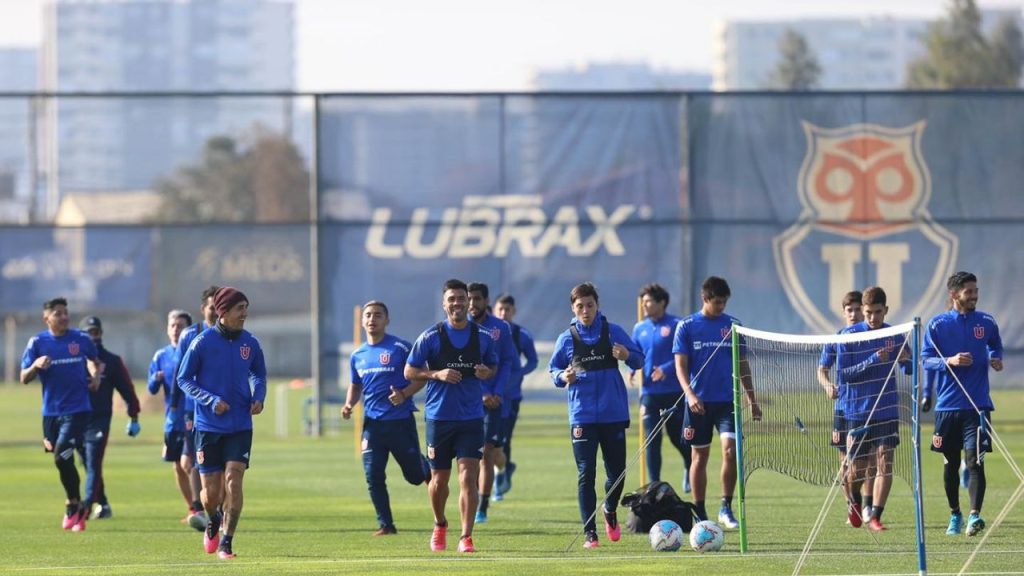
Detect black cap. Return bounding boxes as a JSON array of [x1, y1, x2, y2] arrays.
[[80, 316, 103, 331]]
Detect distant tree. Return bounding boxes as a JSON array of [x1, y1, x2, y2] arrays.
[[155, 129, 310, 223], [907, 0, 1023, 88], [766, 29, 822, 90]]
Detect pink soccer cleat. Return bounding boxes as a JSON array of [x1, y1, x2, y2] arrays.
[[604, 510, 620, 542], [430, 523, 447, 552], [203, 514, 222, 554], [457, 536, 475, 553], [583, 531, 599, 549]]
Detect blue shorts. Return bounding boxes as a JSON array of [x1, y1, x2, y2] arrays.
[[42, 412, 89, 456], [483, 407, 505, 448], [846, 418, 900, 453], [195, 429, 253, 474], [683, 401, 735, 448], [183, 425, 197, 461], [502, 398, 522, 442], [931, 409, 992, 454], [163, 430, 186, 462], [425, 418, 484, 470], [831, 411, 848, 453]]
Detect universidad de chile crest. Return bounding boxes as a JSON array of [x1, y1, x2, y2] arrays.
[[773, 122, 958, 333]]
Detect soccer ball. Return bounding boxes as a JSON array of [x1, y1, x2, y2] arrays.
[[689, 520, 725, 552], [648, 519, 684, 552]]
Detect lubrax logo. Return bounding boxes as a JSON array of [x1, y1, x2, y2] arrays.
[[365, 194, 647, 259]]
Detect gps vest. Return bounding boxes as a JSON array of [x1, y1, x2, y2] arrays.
[[569, 319, 618, 372], [436, 322, 482, 378]]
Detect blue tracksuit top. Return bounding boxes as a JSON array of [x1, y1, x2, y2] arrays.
[[632, 313, 683, 396], [506, 322, 538, 402], [176, 326, 267, 434], [549, 314, 643, 425], [173, 322, 213, 416], [407, 320, 500, 421], [834, 322, 911, 422], [350, 334, 417, 421], [149, 344, 185, 432], [21, 329, 98, 416], [922, 309, 1002, 412]]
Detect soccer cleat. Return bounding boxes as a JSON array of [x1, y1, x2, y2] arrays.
[[847, 502, 863, 528], [217, 542, 236, 560], [966, 513, 985, 537], [457, 536, 475, 553], [430, 523, 447, 552], [188, 510, 208, 532], [204, 513, 222, 554], [373, 525, 398, 536], [718, 506, 740, 530], [946, 511, 963, 535], [474, 510, 487, 524], [862, 506, 872, 525], [603, 509, 620, 542], [583, 531, 599, 549], [63, 504, 82, 530], [867, 518, 887, 532], [71, 505, 88, 532], [90, 504, 112, 520]]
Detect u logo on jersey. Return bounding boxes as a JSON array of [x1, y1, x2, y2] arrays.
[[240, 344, 251, 360], [660, 325, 671, 338], [720, 328, 730, 340], [68, 341, 79, 356], [774, 122, 957, 333], [379, 352, 391, 365], [490, 328, 501, 341], [974, 326, 985, 339]]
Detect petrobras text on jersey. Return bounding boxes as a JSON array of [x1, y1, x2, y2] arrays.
[[357, 366, 396, 377], [365, 194, 650, 259]]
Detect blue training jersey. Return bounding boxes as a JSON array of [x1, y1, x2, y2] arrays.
[[21, 329, 98, 416], [176, 326, 268, 434], [819, 332, 852, 414], [149, 344, 185, 432], [671, 312, 741, 403], [506, 322, 538, 402], [471, 313, 517, 416], [922, 309, 1002, 412], [351, 334, 417, 421], [834, 322, 909, 422], [549, 314, 644, 425], [175, 323, 212, 416], [407, 320, 499, 421], [632, 313, 683, 396]]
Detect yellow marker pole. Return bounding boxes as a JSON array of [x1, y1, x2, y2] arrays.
[[637, 296, 647, 487], [352, 305, 364, 460]]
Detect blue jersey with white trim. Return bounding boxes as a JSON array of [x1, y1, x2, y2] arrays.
[[149, 344, 185, 432], [632, 313, 682, 396], [407, 320, 499, 421], [671, 312, 741, 403], [506, 322, 538, 401], [351, 334, 417, 421], [21, 329, 98, 416], [922, 309, 1002, 411]]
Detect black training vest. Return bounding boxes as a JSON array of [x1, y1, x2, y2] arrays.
[[435, 322, 482, 378], [511, 323, 522, 355], [569, 317, 618, 372]]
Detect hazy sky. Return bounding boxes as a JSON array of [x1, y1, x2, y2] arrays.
[[0, 0, 1014, 91]]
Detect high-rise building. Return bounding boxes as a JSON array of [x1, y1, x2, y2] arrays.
[[40, 0, 294, 220], [0, 48, 37, 223], [713, 9, 1023, 90]]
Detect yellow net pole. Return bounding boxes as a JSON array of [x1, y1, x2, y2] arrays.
[[352, 305, 364, 460], [637, 296, 647, 487]]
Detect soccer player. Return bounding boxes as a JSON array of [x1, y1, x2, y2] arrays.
[[491, 293, 537, 501], [148, 309, 198, 527], [405, 279, 498, 554], [817, 290, 876, 526], [673, 276, 761, 529], [631, 283, 692, 493], [175, 285, 221, 530], [834, 286, 911, 532], [549, 282, 644, 549], [20, 297, 103, 532], [177, 287, 267, 560], [342, 300, 431, 536], [78, 316, 142, 520], [466, 282, 517, 523], [921, 272, 1003, 537]]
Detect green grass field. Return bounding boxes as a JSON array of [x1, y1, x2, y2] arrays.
[[1, 384, 1022, 575]]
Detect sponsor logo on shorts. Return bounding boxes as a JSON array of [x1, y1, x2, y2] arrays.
[[361, 438, 368, 451], [974, 326, 985, 339], [832, 429, 841, 445], [931, 434, 942, 449], [573, 426, 583, 439], [379, 352, 390, 365], [162, 445, 168, 458], [660, 326, 671, 338], [69, 341, 80, 355], [196, 450, 205, 465], [639, 405, 647, 417], [427, 445, 435, 460], [240, 344, 251, 360], [43, 438, 53, 452], [683, 427, 695, 441]]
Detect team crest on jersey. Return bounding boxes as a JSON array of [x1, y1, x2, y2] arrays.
[[683, 427, 695, 441], [379, 352, 391, 365], [974, 326, 985, 339], [774, 122, 957, 333], [68, 341, 79, 355], [720, 328, 730, 340], [240, 344, 251, 360], [885, 339, 895, 352], [573, 426, 583, 439], [660, 325, 671, 338], [490, 328, 501, 341], [931, 435, 942, 450]]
